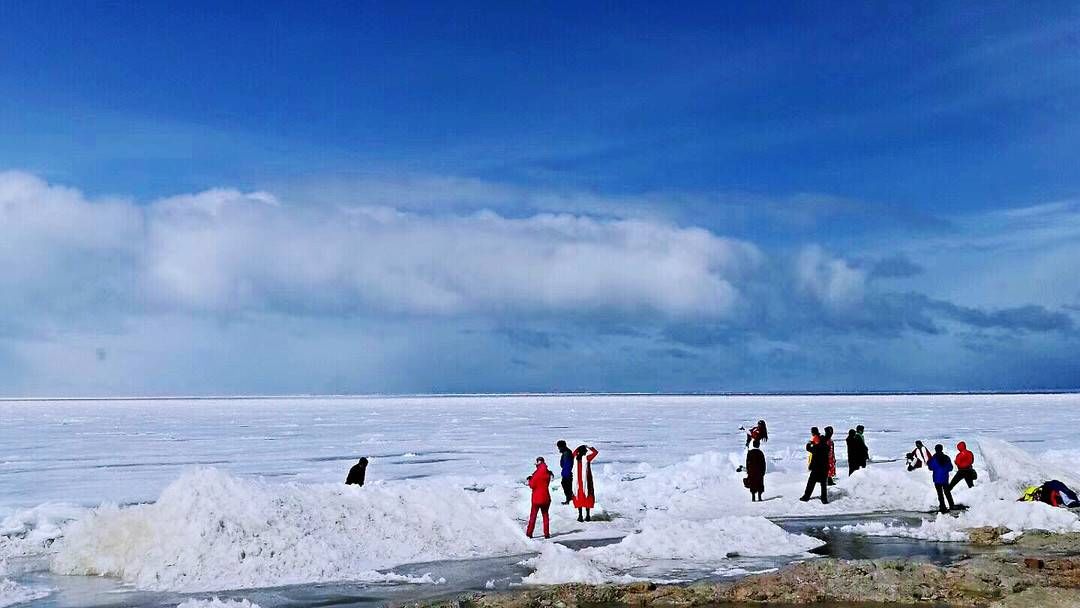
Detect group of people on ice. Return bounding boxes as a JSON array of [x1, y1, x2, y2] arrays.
[[524, 442, 599, 539], [740, 422, 1079, 514]]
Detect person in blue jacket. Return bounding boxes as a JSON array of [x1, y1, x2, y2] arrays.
[[927, 444, 956, 513], [556, 440, 574, 505]]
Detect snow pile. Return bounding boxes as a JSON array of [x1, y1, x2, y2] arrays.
[[521, 514, 822, 584], [0, 503, 85, 560], [0, 578, 50, 608], [977, 438, 1080, 489], [844, 501, 1080, 542], [52, 468, 532, 591], [176, 598, 260, 608], [593, 514, 823, 565], [520, 544, 634, 585]]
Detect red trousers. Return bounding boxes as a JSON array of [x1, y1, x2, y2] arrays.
[[526, 501, 550, 538]]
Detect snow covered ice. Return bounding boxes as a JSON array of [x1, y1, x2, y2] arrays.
[[1, 393, 1080, 605]]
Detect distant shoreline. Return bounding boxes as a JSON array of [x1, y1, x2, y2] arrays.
[[2, 389, 1078, 402]]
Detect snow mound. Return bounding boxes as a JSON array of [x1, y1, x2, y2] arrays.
[[522, 515, 822, 584], [0, 578, 50, 608], [844, 501, 1080, 542], [52, 468, 532, 591], [520, 544, 635, 585]]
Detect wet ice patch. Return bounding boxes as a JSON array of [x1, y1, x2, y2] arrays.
[[176, 598, 260, 608], [0, 578, 51, 608]]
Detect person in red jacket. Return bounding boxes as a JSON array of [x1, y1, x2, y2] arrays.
[[526, 457, 552, 539], [948, 441, 977, 491], [573, 445, 599, 522]]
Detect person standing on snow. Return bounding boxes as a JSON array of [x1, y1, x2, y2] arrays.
[[927, 444, 956, 513], [743, 420, 769, 448], [745, 438, 766, 501], [345, 457, 368, 486], [856, 425, 870, 465], [526, 457, 553, 538], [948, 441, 977, 491], [824, 426, 837, 485], [800, 430, 831, 504], [556, 440, 574, 505], [573, 445, 599, 522], [846, 428, 869, 474]]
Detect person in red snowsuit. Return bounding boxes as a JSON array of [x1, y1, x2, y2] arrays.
[[573, 445, 599, 522], [526, 457, 552, 538], [948, 441, 977, 491]]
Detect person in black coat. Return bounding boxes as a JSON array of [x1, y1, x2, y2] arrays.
[[745, 438, 766, 501], [346, 457, 368, 486], [846, 428, 868, 475], [800, 431, 831, 504]]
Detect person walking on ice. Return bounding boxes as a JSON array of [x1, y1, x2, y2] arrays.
[[526, 457, 553, 538], [573, 445, 599, 522]]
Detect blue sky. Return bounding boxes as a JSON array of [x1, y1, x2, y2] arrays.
[[1, 2, 1078, 395]]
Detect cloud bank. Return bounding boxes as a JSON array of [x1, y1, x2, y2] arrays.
[[1, 170, 1077, 395]]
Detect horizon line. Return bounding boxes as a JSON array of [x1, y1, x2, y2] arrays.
[[1, 389, 1078, 402]]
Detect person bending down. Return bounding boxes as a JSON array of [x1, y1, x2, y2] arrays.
[[948, 441, 977, 491]]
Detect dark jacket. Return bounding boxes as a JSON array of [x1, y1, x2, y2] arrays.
[[847, 434, 868, 466], [560, 449, 574, 479], [807, 439, 830, 476], [346, 462, 367, 486]]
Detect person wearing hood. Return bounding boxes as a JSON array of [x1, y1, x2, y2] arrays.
[[573, 445, 599, 522], [526, 457, 553, 538], [927, 444, 955, 513], [948, 441, 978, 491], [556, 440, 574, 505], [345, 457, 368, 486]]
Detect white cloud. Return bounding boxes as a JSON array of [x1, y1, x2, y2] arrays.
[[795, 245, 866, 311], [1, 171, 762, 320]]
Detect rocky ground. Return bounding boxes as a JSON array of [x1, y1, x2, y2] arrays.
[[411, 530, 1080, 608]]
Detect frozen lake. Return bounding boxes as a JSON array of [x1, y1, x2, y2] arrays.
[[2, 394, 1079, 607]]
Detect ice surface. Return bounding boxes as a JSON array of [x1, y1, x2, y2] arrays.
[[1, 394, 1078, 594]]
